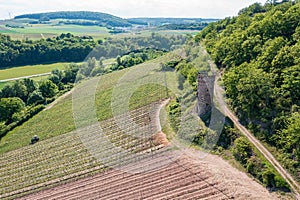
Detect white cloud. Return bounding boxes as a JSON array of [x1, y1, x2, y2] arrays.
[[0, 0, 266, 19]]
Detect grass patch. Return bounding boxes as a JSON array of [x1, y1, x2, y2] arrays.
[[0, 24, 110, 40], [0, 63, 70, 80]]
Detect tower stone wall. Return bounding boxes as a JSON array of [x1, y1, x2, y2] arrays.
[[197, 73, 215, 117]]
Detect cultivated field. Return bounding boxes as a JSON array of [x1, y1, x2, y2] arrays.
[[0, 24, 110, 40], [0, 53, 279, 199], [0, 62, 69, 81], [0, 101, 169, 199], [0, 99, 277, 199], [19, 149, 277, 200], [0, 55, 174, 154]]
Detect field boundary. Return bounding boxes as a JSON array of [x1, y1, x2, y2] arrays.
[[0, 72, 51, 82]]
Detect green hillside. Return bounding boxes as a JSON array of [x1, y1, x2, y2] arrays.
[[0, 54, 177, 154], [197, 1, 300, 181], [14, 11, 131, 27], [0, 52, 181, 198]]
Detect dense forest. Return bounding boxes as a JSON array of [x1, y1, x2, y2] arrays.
[[196, 1, 300, 181], [0, 33, 186, 68], [0, 33, 96, 68], [14, 11, 131, 27]]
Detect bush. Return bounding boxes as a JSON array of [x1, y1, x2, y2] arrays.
[[39, 80, 58, 98], [27, 91, 45, 105], [232, 137, 253, 165]]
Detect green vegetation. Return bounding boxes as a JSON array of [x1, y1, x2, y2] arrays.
[[14, 11, 131, 27], [159, 23, 209, 31], [0, 32, 185, 68], [0, 12, 218, 40], [0, 33, 96, 68], [218, 123, 290, 191], [127, 18, 218, 26], [0, 128, 102, 198], [0, 64, 78, 140], [154, 27, 292, 192], [88, 33, 186, 59], [0, 30, 186, 149], [0, 24, 110, 40], [0, 82, 9, 90], [0, 62, 68, 80], [0, 53, 177, 154], [197, 1, 300, 182]]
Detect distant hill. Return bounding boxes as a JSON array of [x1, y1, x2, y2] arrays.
[[14, 11, 132, 27], [13, 11, 218, 28], [127, 18, 219, 26]]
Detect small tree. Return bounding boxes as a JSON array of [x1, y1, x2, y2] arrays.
[[232, 137, 253, 165], [62, 64, 79, 83], [39, 80, 58, 98], [27, 91, 45, 105], [0, 97, 25, 122], [23, 78, 37, 94], [262, 168, 276, 188]]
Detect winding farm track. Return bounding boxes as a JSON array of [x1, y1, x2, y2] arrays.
[[212, 62, 300, 200]]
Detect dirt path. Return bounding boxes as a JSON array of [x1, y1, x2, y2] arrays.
[[0, 72, 51, 82], [212, 63, 300, 199], [45, 88, 73, 111]]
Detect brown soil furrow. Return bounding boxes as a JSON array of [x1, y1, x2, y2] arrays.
[[20, 150, 177, 199], [102, 170, 201, 200], [180, 185, 228, 200], [143, 178, 211, 200], [20, 152, 277, 200], [115, 177, 209, 200], [52, 162, 192, 200], [184, 186, 224, 200], [200, 192, 230, 200]]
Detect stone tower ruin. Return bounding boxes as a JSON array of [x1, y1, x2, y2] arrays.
[[197, 72, 215, 117]]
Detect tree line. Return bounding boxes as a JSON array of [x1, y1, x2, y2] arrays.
[[0, 33, 96, 68], [0, 33, 186, 69], [0, 64, 78, 139], [159, 23, 209, 30]]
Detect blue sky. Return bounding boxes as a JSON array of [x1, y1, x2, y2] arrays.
[[0, 0, 266, 19]]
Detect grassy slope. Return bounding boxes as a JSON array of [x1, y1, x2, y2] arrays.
[[0, 54, 176, 154], [0, 53, 179, 198]]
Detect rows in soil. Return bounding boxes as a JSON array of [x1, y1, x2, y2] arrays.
[[20, 156, 231, 200], [0, 102, 164, 199]]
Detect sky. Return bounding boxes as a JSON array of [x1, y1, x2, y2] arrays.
[[0, 0, 267, 20]]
